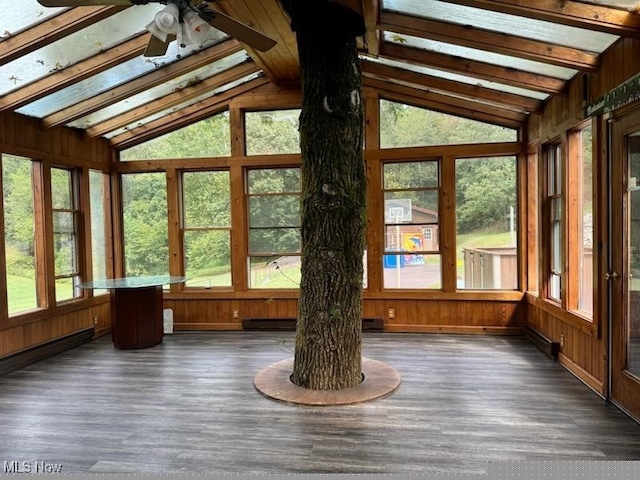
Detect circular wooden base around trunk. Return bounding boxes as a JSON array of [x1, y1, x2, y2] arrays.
[[254, 357, 401, 406]]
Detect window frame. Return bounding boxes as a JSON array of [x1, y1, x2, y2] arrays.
[[566, 121, 594, 320], [50, 166, 84, 304], [543, 140, 564, 304], [180, 169, 233, 289], [381, 159, 442, 290], [454, 155, 519, 291], [246, 166, 301, 289]]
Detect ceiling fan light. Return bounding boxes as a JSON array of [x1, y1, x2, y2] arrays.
[[146, 20, 168, 42], [177, 21, 197, 48], [154, 3, 180, 34], [183, 10, 211, 44]]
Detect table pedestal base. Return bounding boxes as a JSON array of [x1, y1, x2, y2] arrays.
[[111, 286, 163, 349]]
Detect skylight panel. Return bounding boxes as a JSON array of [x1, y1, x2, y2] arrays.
[[67, 50, 250, 129], [383, 0, 619, 53], [0, 4, 164, 96], [2, 0, 67, 38], [363, 55, 549, 101], [16, 35, 229, 119], [383, 32, 577, 80], [106, 71, 264, 139]]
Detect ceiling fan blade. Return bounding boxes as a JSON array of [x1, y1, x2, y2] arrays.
[[205, 9, 277, 52], [144, 34, 173, 57], [37, 0, 134, 5]]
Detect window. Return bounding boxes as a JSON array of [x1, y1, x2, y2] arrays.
[[182, 171, 231, 288], [379, 99, 518, 149], [545, 143, 563, 302], [89, 170, 110, 295], [51, 167, 82, 303], [121, 173, 168, 277], [526, 150, 539, 294], [247, 167, 301, 288], [245, 109, 301, 156], [456, 156, 518, 290], [2, 154, 41, 314], [568, 124, 594, 318], [120, 111, 231, 161], [383, 160, 441, 289]]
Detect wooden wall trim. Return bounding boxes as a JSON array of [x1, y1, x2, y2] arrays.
[[229, 83, 302, 110], [441, 155, 457, 292], [1, 295, 109, 331], [0, 162, 7, 325], [173, 324, 524, 334], [164, 291, 525, 301], [173, 323, 523, 335], [369, 142, 522, 161], [114, 154, 302, 173], [558, 351, 605, 397], [384, 325, 523, 334], [166, 167, 182, 293], [525, 150, 539, 293], [230, 164, 248, 292]]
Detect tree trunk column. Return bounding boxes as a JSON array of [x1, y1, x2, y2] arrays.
[[291, 25, 367, 390]]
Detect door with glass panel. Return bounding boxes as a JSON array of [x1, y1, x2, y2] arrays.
[[610, 109, 640, 420]]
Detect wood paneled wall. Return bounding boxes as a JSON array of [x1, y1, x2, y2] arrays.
[[164, 297, 524, 334], [0, 111, 112, 166], [0, 301, 111, 356], [0, 112, 112, 358], [525, 37, 640, 395]]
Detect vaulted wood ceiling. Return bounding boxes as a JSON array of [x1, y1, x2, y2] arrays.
[[1, 0, 638, 150]]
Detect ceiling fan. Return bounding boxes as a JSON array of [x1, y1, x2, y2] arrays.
[[36, 0, 277, 57]]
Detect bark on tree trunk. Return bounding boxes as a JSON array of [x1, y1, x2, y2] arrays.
[[284, 2, 367, 390]]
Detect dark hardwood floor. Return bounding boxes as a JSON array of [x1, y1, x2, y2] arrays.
[[1, 331, 640, 474]]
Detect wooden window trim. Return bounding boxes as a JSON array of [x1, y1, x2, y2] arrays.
[[179, 169, 233, 291], [542, 140, 564, 304], [51, 167, 84, 304], [566, 121, 594, 321]]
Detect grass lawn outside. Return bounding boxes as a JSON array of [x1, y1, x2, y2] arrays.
[[6, 274, 38, 315], [7, 275, 75, 315]]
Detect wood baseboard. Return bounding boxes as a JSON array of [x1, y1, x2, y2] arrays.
[[384, 325, 523, 334], [558, 352, 605, 397]]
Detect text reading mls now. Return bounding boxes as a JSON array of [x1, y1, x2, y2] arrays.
[[4, 460, 63, 474]]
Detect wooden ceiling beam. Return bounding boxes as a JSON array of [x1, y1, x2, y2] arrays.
[[0, 33, 150, 113], [362, 0, 381, 56], [0, 6, 127, 66], [380, 11, 599, 71], [380, 43, 564, 96], [110, 76, 270, 150], [86, 60, 261, 139], [439, 0, 640, 39], [361, 60, 542, 114], [42, 39, 243, 129], [364, 77, 525, 129]]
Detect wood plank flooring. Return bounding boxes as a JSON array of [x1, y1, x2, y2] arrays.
[[1, 331, 640, 474]]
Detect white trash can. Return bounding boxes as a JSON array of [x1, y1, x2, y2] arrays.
[[163, 308, 174, 334]]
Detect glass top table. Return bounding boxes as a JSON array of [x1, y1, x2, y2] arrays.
[[80, 276, 187, 350], [78, 275, 188, 290]]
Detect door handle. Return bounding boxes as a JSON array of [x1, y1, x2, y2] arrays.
[[604, 271, 620, 280]]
